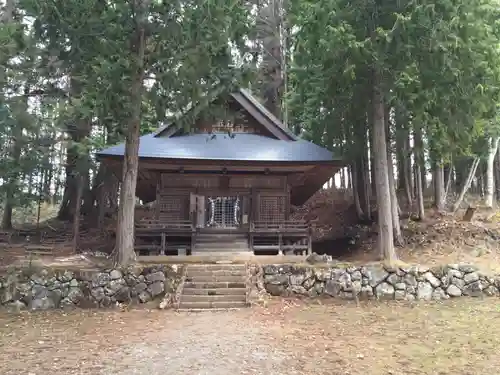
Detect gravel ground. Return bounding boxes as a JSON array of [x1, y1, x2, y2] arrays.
[[99, 310, 291, 375], [0, 306, 296, 375], [2, 298, 500, 375]]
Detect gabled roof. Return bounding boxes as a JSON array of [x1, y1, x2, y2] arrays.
[[153, 88, 297, 141], [97, 87, 341, 164]]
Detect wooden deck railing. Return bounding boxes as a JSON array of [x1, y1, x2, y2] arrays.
[[250, 220, 312, 255], [250, 220, 309, 232], [135, 219, 194, 232]]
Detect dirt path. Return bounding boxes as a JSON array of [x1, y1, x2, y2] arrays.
[[0, 307, 295, 375], [99, 311, 291, 375], [1, 299, 500, 375]]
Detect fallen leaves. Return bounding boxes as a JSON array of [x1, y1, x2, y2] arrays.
[[291, 188, 358, 241]]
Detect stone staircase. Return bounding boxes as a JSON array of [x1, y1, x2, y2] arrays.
[[178, 264, 249, 310]]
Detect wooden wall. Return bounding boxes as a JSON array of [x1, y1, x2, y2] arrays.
[[156, 173, 290, 223]]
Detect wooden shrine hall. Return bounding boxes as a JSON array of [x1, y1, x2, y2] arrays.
[[97, 88, 344, 256]]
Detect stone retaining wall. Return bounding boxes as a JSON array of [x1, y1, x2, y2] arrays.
[[0, 265, 184, 312], [2, 262, 497, 312], [258, 263, 500, 301]]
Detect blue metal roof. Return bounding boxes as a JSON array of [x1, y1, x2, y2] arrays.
[[98, 132, 337, 162]]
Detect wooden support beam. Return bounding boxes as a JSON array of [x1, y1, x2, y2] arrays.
[[160, 232, 166, 255]]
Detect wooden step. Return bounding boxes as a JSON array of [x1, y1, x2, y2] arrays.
[[193, 249, 251, 254], [195, 236, 248, 242], [182, 287, 247, 296], [178, 301, 248, 310], [181, 294, 246, 303], [195, 241, 249, 247], [195, 246, 250, 252], [190, 251, 252, 257]]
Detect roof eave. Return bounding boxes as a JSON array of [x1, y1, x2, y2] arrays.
[[97, 153, 345, 165]]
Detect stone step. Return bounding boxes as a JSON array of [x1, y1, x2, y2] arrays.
[[178, 301, 249, 310], [184, 281, 246, 289], [182, 287, 247, 296], [181, 294, 247, 303], [186, 269, 246, 277], [185, 275, 245, 283], [187, 264, 246, 271]]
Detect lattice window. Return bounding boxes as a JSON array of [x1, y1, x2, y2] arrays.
[[259, 195, 286, 223], [206, 196, 241, 228], [158, 195, 189, 221]]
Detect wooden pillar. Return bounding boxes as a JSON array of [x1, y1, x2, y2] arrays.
[[190, 231, 195, 255], [307, 224, 312, 255], [278, 233, 283, 255], [160, 232, 166, 255]]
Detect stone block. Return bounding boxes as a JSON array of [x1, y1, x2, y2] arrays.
[[365, 265, 388, 287], [464, 272, 479, 284], [145, 271, 166, 284], [424, 272, 441, 288], [110, 270, 123, 280], [416, 282, 433, 301], [386, 273, 401, 286], [375, 282, 395, 300], [147, 281, 165, 297]]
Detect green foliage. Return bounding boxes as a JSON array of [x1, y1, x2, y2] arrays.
[[0, 0, 256, 224], [287, 0, 500, 162]]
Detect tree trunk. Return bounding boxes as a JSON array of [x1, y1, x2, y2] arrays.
[[395, 123, 405, 192], [495, 146, 500, 200], [2, 91, 27, 230], [353, 112, 371, 221], [485, 137, 500, 208], [369, 128, 376, 196], [443, 164, 453, 207], [404, 132, 413, 203], [53, 141, 65, 205], [395, 107, 411, 206], [340, 168, 346, 189], [352, 162, 365, 219], [57, 74, 92, 221], [453, 157, 480, 212], [82, 164, 106, 218], [1, 201, 13, 230], [372, 69, 396, 262], [388, 149, 404, 246], [433, 162, 445, 210], [420, 161, 427, 193], [384, 102, 403, 244], [414, 125, 425, 220], [115, 2, 148, 265], [73, 174, 84, 252], [0, 0, 18, 229]]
